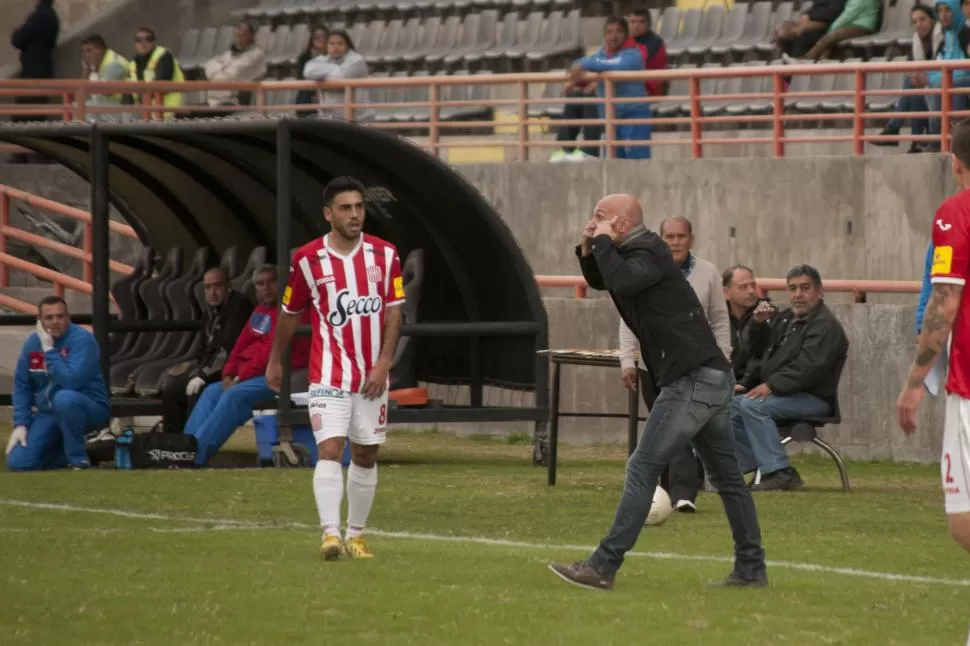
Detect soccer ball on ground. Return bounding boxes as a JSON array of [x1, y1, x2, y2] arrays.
[[645, 486, 673, 526]]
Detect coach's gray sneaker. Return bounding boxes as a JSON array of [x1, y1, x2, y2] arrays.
[[548, 560, 614, 590], [713, 572, 768, 588]]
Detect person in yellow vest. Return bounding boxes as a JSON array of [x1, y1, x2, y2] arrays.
[[81, 35, 130, 122], [127, 27, 183, 120]]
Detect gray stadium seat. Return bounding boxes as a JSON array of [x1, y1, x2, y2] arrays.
[[232, 246, 267, 302], [526, 9, 582, 66], [820, 59, 860, 112], [438, 12, 494, 66], [109, 247, 154, 360], [418, 15, 462, 65], [372, 71, 410, 123], [867, 56, 907, 112], [503, 11, 545, 63], [375, 18, 419, 66], [787, 67, 837, 113], [478, 12, 520, 65], [686, 5, 727, 57], [396, 70, 430, 122], [177, 29, 201, 66], [284, 24, 310, 66], [656, 7, 682, 44], [653, 63, 699, 119], [213, 26, 235, 58], [724, 60, 770, 116], [181, 27, 216, 73], [730, 2, 773, 55], [526, 68, 566, 119], [400, 16, 443, 65], [265, 25, 292, 68], [366, 19, 402, 66], [700, 66, 746, 116], [666, 9, 702, 59], [356, 20, 387, 57], [709, 3, 750, 57], [754, 1, 794, 56]]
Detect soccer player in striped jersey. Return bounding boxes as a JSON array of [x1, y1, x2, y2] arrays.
[[267, 176, 404, 560]]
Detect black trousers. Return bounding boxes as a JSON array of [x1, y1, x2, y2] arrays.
[[159, 371, 199, 434], [638, 368, 704, 504], [781, 29, 825, 59], [555, 90, 603, 157]]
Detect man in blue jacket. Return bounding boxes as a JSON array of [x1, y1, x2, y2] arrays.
[[5, 296, 110, 471], [569, 16, 652, 160]]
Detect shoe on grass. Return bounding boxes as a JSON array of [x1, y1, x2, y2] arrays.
[[548, 560, 614, 590]]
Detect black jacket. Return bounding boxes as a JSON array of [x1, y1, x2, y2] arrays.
[[742, 301, 848, 403], [806, 0, 847, 24], [192, 289, 253, 382], [11, 0, 59, 79], [729, 301, 772, 384], [577, 229, 730, 386], [132, 47, 176, 82]]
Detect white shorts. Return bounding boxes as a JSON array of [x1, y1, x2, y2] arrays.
[[942, 394, 970, 514], [307, 384, 388, 446]]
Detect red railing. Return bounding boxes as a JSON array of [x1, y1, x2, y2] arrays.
[[0, 184, 138, 313], [535, 275, 921, 302], [0, 60, 964, 159]]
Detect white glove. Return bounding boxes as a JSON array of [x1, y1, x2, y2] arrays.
[[35, 321, 53, 352], [5, 426, 27, 456], [185, 376, 206, 396]]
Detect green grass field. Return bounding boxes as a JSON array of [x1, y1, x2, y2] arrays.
[[1, 427, 968, 646]]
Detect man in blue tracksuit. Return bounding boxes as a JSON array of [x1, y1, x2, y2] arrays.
[[6, 296, 110, 471], [570, 16, 652, 160], [914, 0, 970, 146]]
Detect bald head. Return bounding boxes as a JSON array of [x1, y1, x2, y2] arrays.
[[592, 193, 643, 240]]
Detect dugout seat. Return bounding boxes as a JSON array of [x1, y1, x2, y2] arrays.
[[771, 352, 850, 492], [110, 247, 183, 394], [108, 246, 154, 359], [131, 247, 210, 396], [232, 246, 267, 303]]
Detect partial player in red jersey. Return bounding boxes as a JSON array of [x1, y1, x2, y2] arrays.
[[898, 122, 970, 582], [266, 176, 404, 561]]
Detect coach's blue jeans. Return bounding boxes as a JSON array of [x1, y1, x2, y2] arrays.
[[184, 376, 275, 465], [589, 366, 765, 579], [6, 389, 109, 471], [731, 392, 831, 475], [886, 77, 928, 136]]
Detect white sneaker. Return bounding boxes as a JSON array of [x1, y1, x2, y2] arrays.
[[566, 149, 594, 162], [549, 149, 568, 163], [675, 499, 697, 513]]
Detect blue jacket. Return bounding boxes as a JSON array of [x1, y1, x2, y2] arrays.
[[916, 241, 934, 334], [13, 322, 110, 426], [574, 42, 652, 118], [928, 0, 970, 86]]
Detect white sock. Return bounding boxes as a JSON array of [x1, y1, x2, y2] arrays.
[[312, 460, 344, 537], [345, 463, 378, 539]]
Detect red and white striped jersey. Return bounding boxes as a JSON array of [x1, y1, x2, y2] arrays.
[[281, 233, 405, 391]]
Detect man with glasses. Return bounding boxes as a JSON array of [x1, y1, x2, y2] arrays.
[[126, 27, 184, 119]]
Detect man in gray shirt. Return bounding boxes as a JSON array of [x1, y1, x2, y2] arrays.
[[80, 35, 130, 122]]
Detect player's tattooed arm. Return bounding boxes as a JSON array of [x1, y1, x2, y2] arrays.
[[906, 282, 963, 388]]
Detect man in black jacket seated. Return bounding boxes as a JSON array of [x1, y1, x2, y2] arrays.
[[732, 265, 849, 491], [723, 264, 774, 385], [158, 267, 252, 434], [548, 194, 766, 591]]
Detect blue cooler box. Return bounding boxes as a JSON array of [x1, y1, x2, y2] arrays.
[[253, 411, 351, 467]]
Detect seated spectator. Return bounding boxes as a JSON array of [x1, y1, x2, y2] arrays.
[[303, 29, 369, 118], [619, 217, 730, 512], [126, 28, 184, 120], [629, 8, 667, 97], [549, 78, 603, 162], [203, 22, 267, 109], [731, 265, 849, 491], [722, 264, 773, 386], [6, 296, 110, 471], [873, 5, 939, 150], [789, 0, 881, 62], [774, 0, 846, 58], [296, 26, 329, 113], [80, 34, 130, 122], [184, 265, 310, 465], [569, 16, 652, 160], [158, 267, 252, 434], [912, 0, 970, 150]]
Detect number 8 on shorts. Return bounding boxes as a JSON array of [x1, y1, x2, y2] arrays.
[[309, 385, 388, 446]]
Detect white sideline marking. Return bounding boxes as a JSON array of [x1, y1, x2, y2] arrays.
[[3, 499, 970, 587]]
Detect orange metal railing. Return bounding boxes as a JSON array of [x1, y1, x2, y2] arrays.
[[535, 275, 921, 302], [0, 60, 965, 159], [0, 184, 138, 313]]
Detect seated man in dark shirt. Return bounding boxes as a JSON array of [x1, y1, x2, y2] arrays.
[[731, 265, 849, 491], [723, 264, 773, 386], [774, 0, 847, 58]]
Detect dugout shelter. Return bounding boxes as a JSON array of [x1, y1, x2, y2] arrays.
[[0, 118, 549, 454]]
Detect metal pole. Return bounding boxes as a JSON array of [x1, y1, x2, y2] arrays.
[[276, 119, 296, 459], [89, 127, 111, 382], [546, 360, 560, 486]]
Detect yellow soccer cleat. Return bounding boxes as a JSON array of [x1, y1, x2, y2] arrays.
[[344, 536, 374, 559], [320, 534, 343, 561]]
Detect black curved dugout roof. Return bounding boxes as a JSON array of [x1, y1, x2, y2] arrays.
[[0, 118, 547, 390]]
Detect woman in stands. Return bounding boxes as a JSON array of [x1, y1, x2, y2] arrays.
[[790, 0, 882, 61], [302, 29, 369, 119], [296, 25, 329, 115]]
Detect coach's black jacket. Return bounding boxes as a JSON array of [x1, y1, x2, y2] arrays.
[[576, 226, 729, 386], [191, 289, 253, 382], [729, 301, 772, 385], [740, 301, 848, 402]]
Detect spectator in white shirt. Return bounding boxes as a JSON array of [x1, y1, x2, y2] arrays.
[[203, 21, 267, 108], [303, 29, 369, 118]]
